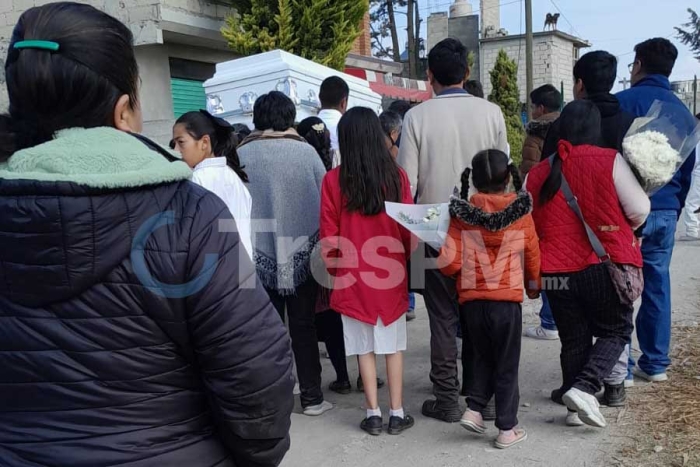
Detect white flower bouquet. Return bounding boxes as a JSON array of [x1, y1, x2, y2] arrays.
[[622, 100, 700, 195]]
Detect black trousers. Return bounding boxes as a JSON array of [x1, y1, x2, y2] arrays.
[[463, 300, 522, 431], [315, 310, 349, 383], [546, 264, 634, 395], [422, 245, 472, 406], [266, 279, 324, 408]]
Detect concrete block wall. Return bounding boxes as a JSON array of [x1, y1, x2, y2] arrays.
[[481, 35, 576, 104], [481, 37, 532, 102], [549, 35, 576, 103], [427, 12, 448, 52], [480, 0, 500, 35]]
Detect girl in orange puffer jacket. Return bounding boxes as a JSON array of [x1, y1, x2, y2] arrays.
[[438, 149, 540, 449]]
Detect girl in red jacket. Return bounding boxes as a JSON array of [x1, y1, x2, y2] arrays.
[[438, 150, 540, 449], [320, 107, 415, 436]]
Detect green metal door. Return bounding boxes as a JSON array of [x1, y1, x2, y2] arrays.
[[171, 78, 206, 118]]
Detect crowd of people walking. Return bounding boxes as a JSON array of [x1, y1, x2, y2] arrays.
[[0, 2, 698, 466]]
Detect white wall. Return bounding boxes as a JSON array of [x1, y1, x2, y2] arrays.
[[481, 34, 577, 104]]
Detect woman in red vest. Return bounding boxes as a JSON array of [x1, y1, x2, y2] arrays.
[[525, 100, 650, 429]]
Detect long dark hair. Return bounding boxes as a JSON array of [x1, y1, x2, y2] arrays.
[[460, 149, 522, 199], [338, 107, 402, 215], [298, 117, 332, 171], [538, 100, 602, 205], [0, 2, 139, 161], [175, 110, 248, 183]]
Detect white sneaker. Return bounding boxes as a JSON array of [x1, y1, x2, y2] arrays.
[[293, 383, 301, 395], [566, 411, 585, 427], [524, 326, 559, 340], [633, 367, 669, 383], [562, 388, 606, 428], [303, 400, 334, 416], [679, 235, 700, 242], [624, 378, 635, 388]]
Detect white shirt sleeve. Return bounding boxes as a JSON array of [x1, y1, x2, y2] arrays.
[[613, 153, 650, 230]]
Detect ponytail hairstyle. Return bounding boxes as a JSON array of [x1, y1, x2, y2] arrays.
[[337, 107, 402, 216], [297, 117, 332, 171], [460, 149, 518, 198], [174, 110, 248, 183], [538, 100, 602, 205], [0, 2, 140, 161]]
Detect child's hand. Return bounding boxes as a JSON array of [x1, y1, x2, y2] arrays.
[[526, 289, 540, 300]]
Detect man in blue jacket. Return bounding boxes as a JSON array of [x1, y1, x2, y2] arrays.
[[617, 38, 696, 383]]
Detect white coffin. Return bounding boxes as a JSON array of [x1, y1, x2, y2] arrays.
[[203, 50, 383, 128]]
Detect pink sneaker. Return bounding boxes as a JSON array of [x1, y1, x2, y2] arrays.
[[460, 409, 486, 434], [495, 428, 528, 449]]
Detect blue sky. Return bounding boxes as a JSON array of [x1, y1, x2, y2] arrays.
[[394, 0, 699, 91]]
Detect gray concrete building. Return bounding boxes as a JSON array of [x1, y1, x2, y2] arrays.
[[426, 1, 480, 82], [672, 78, 699, 116], [427, 0, 590, 104], [0, 0, 240, 143], [481, 31, 590, 103]]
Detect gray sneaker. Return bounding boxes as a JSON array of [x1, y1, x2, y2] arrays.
[[303, 400, 334, 416]]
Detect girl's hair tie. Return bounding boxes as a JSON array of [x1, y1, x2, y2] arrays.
[[14, 40, 60, 52]]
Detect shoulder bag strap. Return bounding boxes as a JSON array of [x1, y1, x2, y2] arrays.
[[548, 156, 610, 262]]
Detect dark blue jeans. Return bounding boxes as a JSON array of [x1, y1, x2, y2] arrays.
[[629, 210, 677, 376], [539, 292, 557, 331]]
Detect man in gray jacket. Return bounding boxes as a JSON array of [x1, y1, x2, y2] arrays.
[[398, 38, 508, 422]]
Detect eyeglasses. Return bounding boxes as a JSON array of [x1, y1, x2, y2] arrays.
[[628, 61, 636, 73]]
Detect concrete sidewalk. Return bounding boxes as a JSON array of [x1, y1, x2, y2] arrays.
[[282, 237, 700, 467]]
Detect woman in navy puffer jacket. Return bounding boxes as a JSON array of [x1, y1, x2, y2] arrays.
[[0, 3, 294, 466]]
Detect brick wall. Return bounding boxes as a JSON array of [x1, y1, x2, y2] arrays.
[[351, 11, 371, 56]]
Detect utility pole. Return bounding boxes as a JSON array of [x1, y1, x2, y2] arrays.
[[694, 75, 697, 115], [525, 0, 533, 121], [618, 77, 629, 90]]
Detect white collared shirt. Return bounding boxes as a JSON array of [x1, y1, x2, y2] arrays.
[[317, 108, 342, 152], [192, 157, 253, 259]]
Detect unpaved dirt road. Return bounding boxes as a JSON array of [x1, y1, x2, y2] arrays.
[[282, 232, 700, 467]]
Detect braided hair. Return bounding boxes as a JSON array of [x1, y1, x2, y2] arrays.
[[459, 149, 521, 199]]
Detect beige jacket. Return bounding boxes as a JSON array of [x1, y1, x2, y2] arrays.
[[397, 93, 508, 204]]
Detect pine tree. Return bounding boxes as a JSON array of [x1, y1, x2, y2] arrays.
[[676, 8, 700, 61], [488, 49, 525, 166], [222, 0, 369, 70], [370, 0, 402, 62]]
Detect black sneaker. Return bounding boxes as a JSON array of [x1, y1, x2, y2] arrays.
[[388, 414, 415, 435], [421, 399, 462, 423], [329, 380, 352, 395], [551, 388, 565, 406], [360, 416, 383, 436], [357, 376, 385, 392], [600, 383, 627, 407], [481, 398, 496, 421]]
